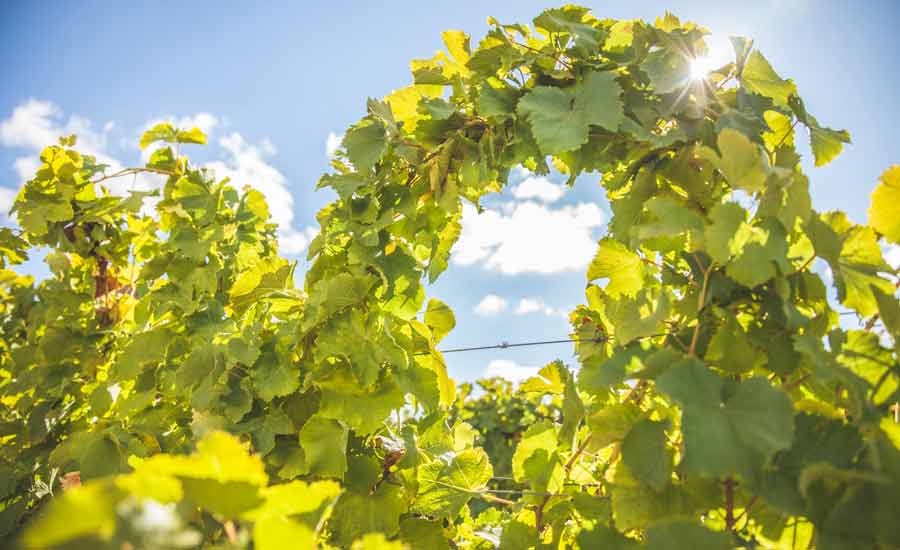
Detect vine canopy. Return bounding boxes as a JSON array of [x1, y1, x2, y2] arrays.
[[1, 5, 899, 549]]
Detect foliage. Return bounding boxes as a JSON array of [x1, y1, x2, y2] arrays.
[[1, 6, 899, 549]]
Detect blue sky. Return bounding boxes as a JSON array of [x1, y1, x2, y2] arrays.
[[2, 0, 899, 382]]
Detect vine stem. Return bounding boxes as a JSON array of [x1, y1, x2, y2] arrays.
[[724, 478, 736, 531], [480, 493, 515, 506], [863, 277, 900, 331], [91, 166, 174, 185], [497, 27, 573, 71], [564, 434, 593, 474], [688, 259, 712, 357]]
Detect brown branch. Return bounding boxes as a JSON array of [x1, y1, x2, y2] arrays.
[[724, 478, 736, 531], [733, 495, 758, 527], [564, 435, 593, 474]]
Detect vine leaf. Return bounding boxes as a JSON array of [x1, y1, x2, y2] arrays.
[[342, 118, 388, 172], [656, 360, 794, 478], [517, 70, 624, 154], [299, 415, 348, 479], [587, 238, 645, 297], [621, 418, 672, 492], [412, 448, 492, 518], [869, 165, 900, 243]]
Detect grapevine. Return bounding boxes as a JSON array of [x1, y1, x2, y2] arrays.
[[1, 6, 899, 549]]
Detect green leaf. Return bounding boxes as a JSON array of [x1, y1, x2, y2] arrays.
[[533, 6, 602, 49], [642, 47, 690, 94], [574, 70, 625, 132], [114, 327, 169, 379], [299, 415, 348, 479], [175, 127, 208, 145], [318, 378, 405, 435], [705, 316, 765, 374], [139, 123, 207, 149], [442, 30, 471, 65], [656, 361, 794, 478], [636, 196, 705, 244], [424, 298, 455, 343], [516, 71, 624, 155], [21, 481, 123, 548], [704, 201, 751, 265], [725, 219, 789, 289], [712, 128, 770, 193], [517, 87, 585, 154], [807, 212, 894, 317], [130, 431, 268, 517], [351, 533, 408, 550], [512, 421, 556, 481], [302, 271, 374, 330], [577, 523, 638, 550], [254, 516, 316, 550], [477, 83, 518, 118], [342, 118, 387, 172], [314, 309, 408, 387], [252, 354, 300, 402], [400, 517, 450, 550], [611, 463, 686, 531], [644, 518, 731, 550], [79, 435, 124, 481], [328, 484, 406, 547], [512, 421, 564, 492], [740, 50, 796, 106], [248, 480, 341, 549], [140, 122, 177, 149], [809, 123, 850, 167], [413, 448, 492, 518], [621, 419, 672, 492], [869, 165, 900, 243], [587, 238, 645, 297]]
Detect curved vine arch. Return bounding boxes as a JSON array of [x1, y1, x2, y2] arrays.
[[4, 5, 900, 549]]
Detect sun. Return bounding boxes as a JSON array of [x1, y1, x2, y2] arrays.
[[688, 34, 733, 80], [689, 56, 717, 80]]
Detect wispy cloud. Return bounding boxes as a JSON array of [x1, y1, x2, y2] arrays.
[[514, 297, 565, 317], [453, 201, 605, 275], [0, 100, 316, 255], [473, 294, 508, 316], [0, 99, 147, 219], [484, 359, 540, 383], [511, 174, 566, 203]]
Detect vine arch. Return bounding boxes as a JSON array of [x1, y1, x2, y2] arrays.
[[3, 6, 900, 549]]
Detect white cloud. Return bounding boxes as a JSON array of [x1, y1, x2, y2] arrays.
[[484, 359, 540, 383], [0, 99, 115, 159], [12, 157, 40, 183], [0, 100, 314, 256], [474, 294, 508, 316], [0, 187, 16, 219], [204, 132, 316, 255], [325, 131, 342, 159], [278, 226, 319, 255], [0, 100, 62, 149], [514, 297, 565, 317], [0, 99, 146, 214], [511, 175, 566, 203], [453, 201, 605, 275]]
